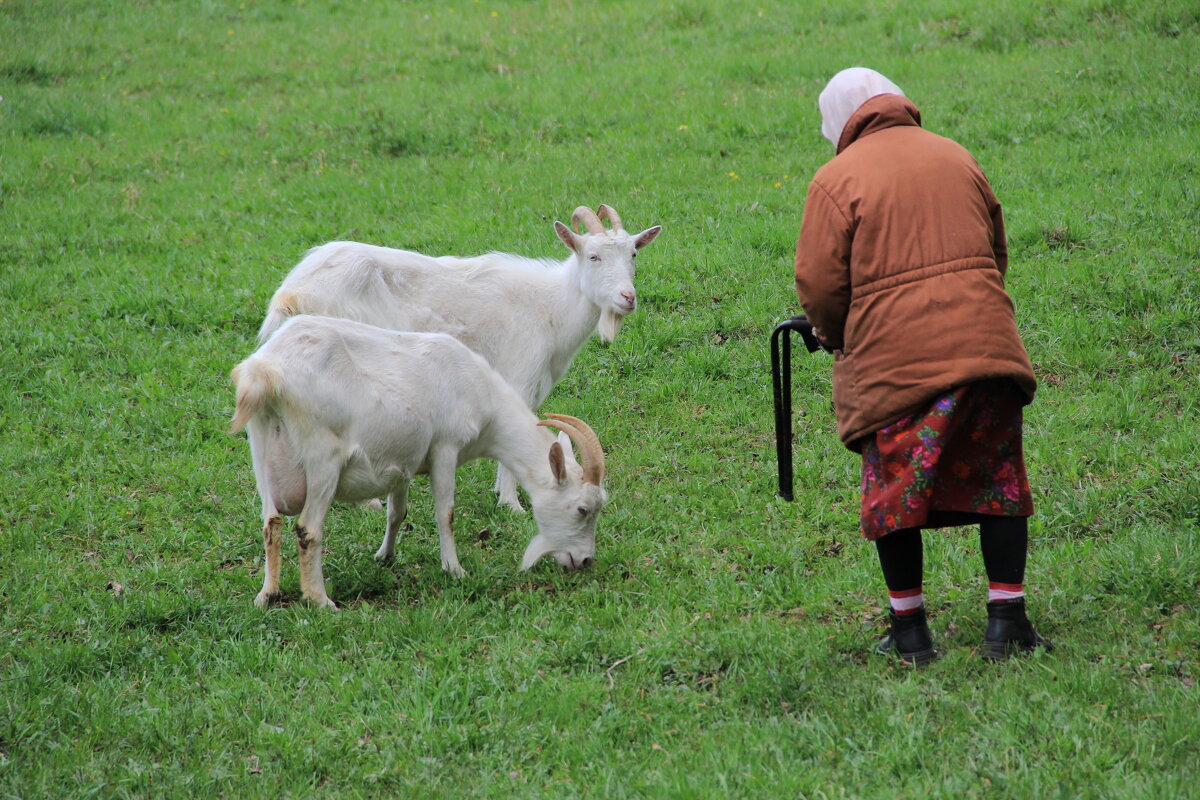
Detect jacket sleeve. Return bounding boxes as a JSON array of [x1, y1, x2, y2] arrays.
[[977, 170, 1008, 275], [984, 185, 1003, 277], [990, 198, 1008, 276], [794, 180, 852, 350]]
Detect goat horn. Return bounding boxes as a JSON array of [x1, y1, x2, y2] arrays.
[[538, 413, 605, 485], [597, 204, 624, 231], [571, 206, 605, 235]]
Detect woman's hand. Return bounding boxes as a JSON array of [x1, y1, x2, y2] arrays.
[[811, 326, 837, 354]]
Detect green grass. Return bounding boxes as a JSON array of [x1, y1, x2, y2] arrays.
[[2, 0, 1198, 796]]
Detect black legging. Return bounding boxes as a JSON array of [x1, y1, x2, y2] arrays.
[[875, 516, 1028, 593]]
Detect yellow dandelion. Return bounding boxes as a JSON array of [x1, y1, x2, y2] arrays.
[[491, 10, 498, 16], [679, 124, 689, 130], [774, 182, 782, 188], [728, 172, 739, 180]]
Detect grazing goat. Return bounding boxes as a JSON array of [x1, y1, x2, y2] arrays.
[[229, 315, 608, 609], [257, 204, 660, 511]]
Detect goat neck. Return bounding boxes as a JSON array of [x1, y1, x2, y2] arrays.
[[482, 407, 565, 492]]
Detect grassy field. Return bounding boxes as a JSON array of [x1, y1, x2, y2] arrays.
[[2, 0, 1198, 796]]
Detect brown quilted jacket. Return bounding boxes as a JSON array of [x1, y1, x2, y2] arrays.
[[794, 93, 1036, 451]]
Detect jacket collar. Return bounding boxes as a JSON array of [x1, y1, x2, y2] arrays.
[[836, 94, 923, 154]]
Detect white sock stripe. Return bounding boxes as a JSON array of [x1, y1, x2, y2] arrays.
[[988, 588, 1024, 602], [889, 592, 925, 612]]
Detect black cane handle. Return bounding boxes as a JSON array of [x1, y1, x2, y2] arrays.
[[784, 314, 828, 354]]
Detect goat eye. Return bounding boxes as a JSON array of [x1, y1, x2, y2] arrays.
[[577, 506, 590, 516], [589, 254, 601, 262]]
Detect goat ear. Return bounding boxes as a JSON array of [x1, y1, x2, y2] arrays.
[[634, 225, 662, 250], [554, 221, 580, 253], [556, 430, 578, 463], [548, 441, 568, 484]]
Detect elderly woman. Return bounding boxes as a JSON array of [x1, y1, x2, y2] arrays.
[[793, 68, 1051, 664]]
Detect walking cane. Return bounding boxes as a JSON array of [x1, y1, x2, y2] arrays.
[[770, 315, 826, 501]]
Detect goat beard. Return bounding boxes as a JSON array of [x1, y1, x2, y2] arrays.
[[597, 309, 624, 343]]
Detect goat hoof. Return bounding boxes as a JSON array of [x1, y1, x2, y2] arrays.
[[442, 562, 467, 579], [254, 591, 281, 609], [373, 548, 395, 563]]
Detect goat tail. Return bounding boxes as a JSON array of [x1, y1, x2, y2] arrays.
[[257, 291, 303, 344], [228, 357, 283, 434]]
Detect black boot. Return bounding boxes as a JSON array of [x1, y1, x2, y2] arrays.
[[982, 598, 1052, 660], [877, 607, 938, 666]]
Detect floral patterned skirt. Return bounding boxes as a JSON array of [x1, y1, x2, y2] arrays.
[[859, 379, 1033, 540]]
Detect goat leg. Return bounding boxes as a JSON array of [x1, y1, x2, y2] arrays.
[[430, 452, 466, 578], [255, 515, 283, 608], [493, 464, 526, 512], [374, 481, 411, 562], [295, 467, 339, 609]]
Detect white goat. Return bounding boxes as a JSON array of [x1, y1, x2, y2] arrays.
[[229, 315, 608, 609], [257, 204, 660, 511]]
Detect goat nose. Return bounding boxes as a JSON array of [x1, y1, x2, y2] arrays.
[[620, 291, 636, 305], [580, 556, 594, 570]]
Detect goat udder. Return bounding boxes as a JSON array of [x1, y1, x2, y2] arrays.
[[271, 484, 307, 517]]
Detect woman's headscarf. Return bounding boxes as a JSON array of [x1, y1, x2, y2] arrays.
[[818, 67, 905, 147]]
